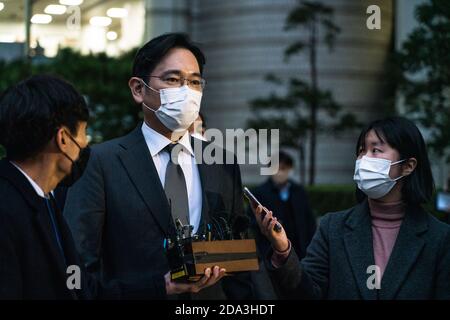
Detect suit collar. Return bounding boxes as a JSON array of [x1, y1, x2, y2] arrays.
[[117, 126, 216, 237], [344, 199, 371, 230], [9, 161, 48, 198], [0, 160, 77, 299], [0, 159, 43, 211], [141, 121, 194, 157]]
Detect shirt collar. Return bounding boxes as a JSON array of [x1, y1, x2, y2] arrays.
[[141, 122, 194, 157], [10, 161, 48, 199]]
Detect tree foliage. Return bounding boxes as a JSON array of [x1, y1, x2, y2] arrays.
[[396, 0, 450, 162], [247, 1, 360, 185], [0, 47, 142, 147]]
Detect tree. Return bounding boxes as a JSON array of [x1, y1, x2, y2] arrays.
[[396, 0, 450, 162], [0, 48, 142, 147], [247, 1, 359, 185], [34, 48, 141, 143]]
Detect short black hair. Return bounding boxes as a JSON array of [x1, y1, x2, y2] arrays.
[[279, 150, 294, 168], [132, 33, 206, 83], [355, 116, 435, 205], [0, 74, 89, 161]]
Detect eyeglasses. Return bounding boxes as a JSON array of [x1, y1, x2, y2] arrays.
[[149, 75, 206, 91]]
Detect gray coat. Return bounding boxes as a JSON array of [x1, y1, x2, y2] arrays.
[[266, 199, 450, 300]]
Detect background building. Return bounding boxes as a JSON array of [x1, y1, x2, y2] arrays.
[[0, 0, 447, 187]]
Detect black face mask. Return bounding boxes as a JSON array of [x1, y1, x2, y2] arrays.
[[59, 132, 91, 187]]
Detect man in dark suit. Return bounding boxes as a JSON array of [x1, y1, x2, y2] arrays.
[[249, 151, 316, 261], [0, 75, 223, 299], [64, 33, 253, 299]]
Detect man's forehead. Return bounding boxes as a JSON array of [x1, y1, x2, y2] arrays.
[[153, 48, 200, 73], [159, 69, 201, 77]]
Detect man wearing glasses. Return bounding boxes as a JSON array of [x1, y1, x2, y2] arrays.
[[64, 33, 254, 299]]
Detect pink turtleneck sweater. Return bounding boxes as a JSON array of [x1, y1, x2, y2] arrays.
[[272, 199, 406, 281], [368, 199, 405, 278]]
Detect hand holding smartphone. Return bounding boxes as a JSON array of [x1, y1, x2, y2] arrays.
[[243, 187, 282, 233]]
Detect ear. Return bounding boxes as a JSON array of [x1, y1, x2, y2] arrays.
[[55, 127, 68, 152], [401, 157, 417, 176], [128, 77, 145, 104]]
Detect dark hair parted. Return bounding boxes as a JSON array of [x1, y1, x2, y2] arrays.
[[0, 74, 89, 161], [279, 150, 294, 167], [355, 116, 435, 205], [132, 33, 206, 83]]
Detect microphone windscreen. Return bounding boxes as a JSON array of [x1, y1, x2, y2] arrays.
[[232, 214, 251, 235]]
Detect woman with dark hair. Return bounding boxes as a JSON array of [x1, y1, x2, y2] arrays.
[[250, 116, 450, 299]]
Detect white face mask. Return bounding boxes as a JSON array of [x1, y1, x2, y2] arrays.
[[141, 80, 202, 132], [353, 156, 406, 199]]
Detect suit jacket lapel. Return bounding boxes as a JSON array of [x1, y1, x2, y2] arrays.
[[343, 200, 378, 300], [34, 201, 72, 292], [53, 201, 82, 300], [192, 136, 210, 232], [379, 206, 427, 299], [117, 125, 172, 236], [0, 160, 70, 294]]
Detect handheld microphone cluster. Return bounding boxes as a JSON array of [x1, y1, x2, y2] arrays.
[[165, 211, 258, 282]]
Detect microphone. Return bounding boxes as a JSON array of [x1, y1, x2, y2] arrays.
[[219, 216, 232, 240], [232, 214, 251, 239]]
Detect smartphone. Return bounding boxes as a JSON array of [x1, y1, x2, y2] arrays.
[[436, 192, 450, 212], [243, 187, 282, 233]]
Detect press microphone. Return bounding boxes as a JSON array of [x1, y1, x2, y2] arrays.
[[232, 214, 251, 239]]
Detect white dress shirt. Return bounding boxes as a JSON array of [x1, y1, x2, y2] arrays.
[[141, 122, 203, 233]]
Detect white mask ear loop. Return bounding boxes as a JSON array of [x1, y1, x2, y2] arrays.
[[390, 158, 407, 181], [391, 159, 407, 166], [142, 102, 156, 113], [140, 78, 159, 94], [140, 79, 160, 113]]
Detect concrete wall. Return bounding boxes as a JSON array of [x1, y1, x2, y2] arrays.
[[189, 0, 394, 185]]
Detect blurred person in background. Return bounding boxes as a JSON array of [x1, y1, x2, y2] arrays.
[[249, 151, 316, 261], [445, 175, 450, 224], [248, 151, 316, 299]]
